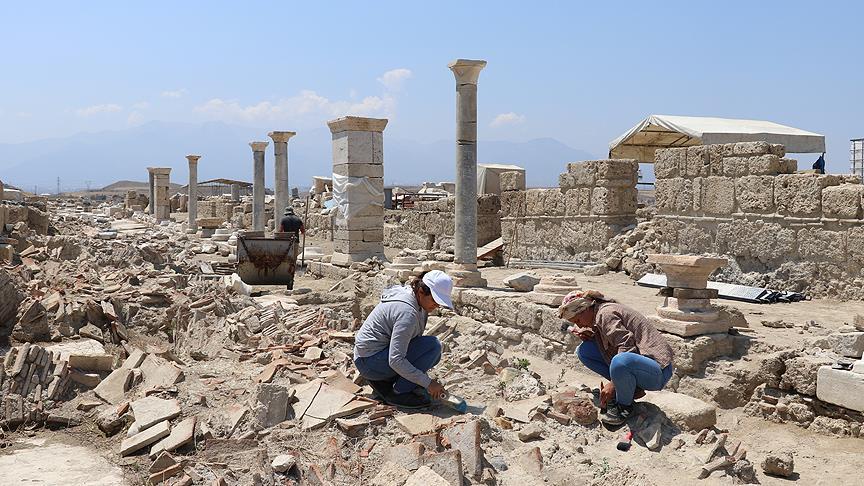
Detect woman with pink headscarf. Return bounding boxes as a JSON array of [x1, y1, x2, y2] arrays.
[[558, 290, 674, 425]]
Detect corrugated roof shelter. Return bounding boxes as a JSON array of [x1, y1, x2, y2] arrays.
[[478, 164, 525, 194], [609, 115, 826, 163]]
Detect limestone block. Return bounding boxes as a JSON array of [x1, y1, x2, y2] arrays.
[[500, 171, 526, 192], [700, 176, 735, 214], [816, 367, 864, 412], [735, 176, 775, 213], [654, 148, 685, 178], [650, 316, 731, 337], [590, 186, 633, 215], [525, 189, 564, 216], [826, 332, 864, 358], [822, 184, 864, 219], [500, 190, 526, 217], [564, 188, 591, 215], [332, 163, 383, 178], [774, 174, 841, 217], [849, 227, 864, 265], [331, 131, 379, 165], [732, 141, 771, 156], [797, 228, 846, 263], [564, 162, 596, 186], [592, 159, 638, 180], [337, 216, 385, 230], [683, 146, 710, 177], [643, 391, 717, 430], [779, 158, 797, 174], [769, 143, 786, 158], [655, 178, 693, 213], [716, 219, 796, 265], [780, 355, 833, 396], [494, 297, 521, 326]]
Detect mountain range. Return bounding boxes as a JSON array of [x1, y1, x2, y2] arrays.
[[0, 121, 598, 192]]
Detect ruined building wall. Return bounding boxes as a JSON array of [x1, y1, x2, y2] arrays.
[[649, 141, 864, 298], [383, 195, 501, 252], [500, 160, 638, 261]]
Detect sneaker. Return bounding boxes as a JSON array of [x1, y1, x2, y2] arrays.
[[368, 379, 397, 400], [634, 388, 646, 400], [601, 402, 633, 426], [382, 391, 432, 409]]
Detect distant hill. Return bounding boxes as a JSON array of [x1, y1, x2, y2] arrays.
[[0, 121, 599, 192], [100, 180, 182, 193]]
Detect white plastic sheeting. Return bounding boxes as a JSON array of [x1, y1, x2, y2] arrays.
[[478, 164, 525, 194], [331, 174, 384, 222], [609, 115, 826, 163]]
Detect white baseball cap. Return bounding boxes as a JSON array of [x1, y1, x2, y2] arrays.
[[422, 270, 454, 309]]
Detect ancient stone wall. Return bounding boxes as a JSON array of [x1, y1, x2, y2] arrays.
[[383, 195, 501, 252], [500, 159, 638, 261], [650, 141, 864, 298]]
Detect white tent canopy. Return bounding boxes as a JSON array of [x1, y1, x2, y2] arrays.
[[609, 115, 826, 163]]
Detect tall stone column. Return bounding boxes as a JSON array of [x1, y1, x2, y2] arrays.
[[448, 59, 487, 287], [249, 141, 269, 232], [151, 167, 172, 221], [268, 131, 296, 232], [327, 116, 387, 267], [186, 155, 201, 233], [146, 168, 156, 215], [230, 184, 240, 201]]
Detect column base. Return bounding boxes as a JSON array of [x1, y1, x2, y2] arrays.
[[446, 263, 487, 288], [186, 228, 198, 234]]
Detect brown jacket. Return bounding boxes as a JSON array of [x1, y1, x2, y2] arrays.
[[591, 302, 674, 368]]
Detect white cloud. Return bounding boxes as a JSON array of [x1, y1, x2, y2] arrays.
[[76, 104, 123, 117], [377, 68, 412, 91], [490, 112, 526, 127], [161, 88, 188, 99], [195, 90, 395, 124], [132, 101, 150, 110]]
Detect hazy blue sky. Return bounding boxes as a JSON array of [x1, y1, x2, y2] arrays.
[[1, 1, 861, 172]]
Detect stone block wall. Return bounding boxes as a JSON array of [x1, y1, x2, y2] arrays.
[[383, 195, 501, 252], [650, 142, 864, 298], [501, 159, 638, 261]]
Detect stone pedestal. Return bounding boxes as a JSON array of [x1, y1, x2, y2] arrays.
[[646, 254, 729, 337], [249, 141, 269, 232], [384, 256, 421, 282], [447, 58, 487, 288], [186, 155, 201, 234], [146, 169, 156, 215], [526, 275, 581, 306], [327, 116, 387, 267], [816, 363, 864, 412], [268, 131, 296, 232], [150, 168, 172, 221], [231, 184, 240, 202]]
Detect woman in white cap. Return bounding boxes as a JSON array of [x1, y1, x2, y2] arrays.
[[558, 290, 674, 425], [354, 270, 453, 408]]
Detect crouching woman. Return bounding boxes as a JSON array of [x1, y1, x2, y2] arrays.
[[558, 290, 674, 425], [353, 270, 454, 409]]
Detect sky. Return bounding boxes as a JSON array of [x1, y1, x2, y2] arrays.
[[0, 0, 862, 174]]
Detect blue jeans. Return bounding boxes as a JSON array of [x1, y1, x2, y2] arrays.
[[354, 335, 442, 394], [577, 339, 673, 406]]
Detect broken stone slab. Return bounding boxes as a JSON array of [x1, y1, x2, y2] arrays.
[[816, 366, 864, 412], [148, 462, 183, 485], [120, 420, 171, 456], [384, 442, 425, 471], [139, 355, 184, 390], [271, 454, 297, 473], [442, 419, 483, 479], [371, 461, 412, 486], [643, 391, 716, 431], [252, 383, 291, 429], [502, 272, 540, 292], [761, 452, 794, 477], [419, 450, 463, 486], [395, 413, 440, 436], [48, 339, 114, 371], [826, 332, 864, 358], [149, 451, 177, 473], [502, 395, 551, 423], [131, 396, 181, 430], [517, 423, 544, 442], [404, 466, 450, 486], [150, 416, 197, 457], [335, 417, 369, 437], [94, 368, 133, 405]]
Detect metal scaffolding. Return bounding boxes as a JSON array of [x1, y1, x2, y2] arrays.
[[853, 139, 864, 182]]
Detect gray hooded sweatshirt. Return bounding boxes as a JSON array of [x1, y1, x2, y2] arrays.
[[354, 285, 431, 388]]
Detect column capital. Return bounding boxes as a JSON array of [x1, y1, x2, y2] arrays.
[[268, 131, 297, 143], [186, 154, 201, 164], [150, 167, 171, 176], [327, 116, 388, 134], [249, 141, 269, 152], [448, 59, 487, 85]]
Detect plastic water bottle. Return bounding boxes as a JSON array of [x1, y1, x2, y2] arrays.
[[440, 392, 468, 413]]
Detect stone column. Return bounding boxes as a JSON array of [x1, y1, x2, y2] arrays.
[[268, 131, 296, 232], [151, 167, 172, 221], [230, 184, 240, 201], [327, 116, 387, 267], [249, 141, 269, 232], [146, 168, 156, 215], [448, 59, 487, 287], [186, 155, 201, 233]]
